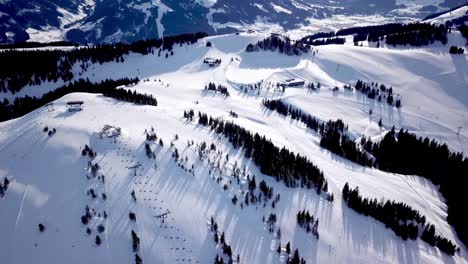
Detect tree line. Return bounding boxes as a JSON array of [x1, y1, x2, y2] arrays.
[[0, 32, 207, 94], [0, 78, 160, 122], [297, 210, 319, 239], [0, 41, 78, 49], [301, 37, 346, 46], [263, 99, 374, 167], [449, 46, 464, 54], [362, 127, 468, 247], [355, 80, 402, 108], [246, 34, 310, 56], [205, 82, 230, 96], [197, 112, 329, 195], [385, 24, 448, 46], [210, 217, 238, 264], [263, 99, 467, 247], [300, 32, 335, 42], [301, 22, 449, 47], [342, 183, 458, 255]]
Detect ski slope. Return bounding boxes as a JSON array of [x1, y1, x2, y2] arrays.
[[0, 31, 467, 264]]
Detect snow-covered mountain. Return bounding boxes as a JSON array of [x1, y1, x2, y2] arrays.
[[0, 24, 467, 264], [0, 0, 467, 43]]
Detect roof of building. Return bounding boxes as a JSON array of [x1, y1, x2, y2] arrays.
[[66, 101, 84, 105]]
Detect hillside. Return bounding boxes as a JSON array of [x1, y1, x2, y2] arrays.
[[0, 30, 467, 264]]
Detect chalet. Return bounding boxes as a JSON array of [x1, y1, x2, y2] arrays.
[[66, 101, 84, 112], [203, 57, 221, 67], [280, 78, 305, 88]]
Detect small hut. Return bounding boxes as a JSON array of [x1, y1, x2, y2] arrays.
[[66, 101, 84, 112]]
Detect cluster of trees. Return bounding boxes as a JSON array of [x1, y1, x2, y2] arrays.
[[301, 32, 335, 42], [385, 24, 448, 46], [265, 213, 278, 233], [131, 230, 142, 264], [44, 127, 56, 137], [302, 22, 449, 47], [229, 110, 238, 118], [338, 23, 448, 46], [198, 113, 328, 195], [246, 34, 310, 56], [355, 80, 401, 108], [229, 169, 280, 209], [447, 15, 468, 28], [319, 119, 375, 167], [210, 217, 238, 264], [306, 82, 321, 91], [0, 78, 159, 122], [131, 230, 141, 252], [277, 242, 306, 264], [263, 99, 373, 167], [263, 100, 467, 249], [297, 210, 319, 239], [449, 46, 465, 54], [262, 106, 466, 251], [263, 99, 321, 131], [342, 183, 458, 255], [459, 25, 468, 44], [0, 41, 77, 49], [421, 223, 460, 256], [198, 112, 210, 126], [205, 82, 230, 96], [362, 127, 468, 247], [0, 177, 10, 197], [301, 37, 346, 46], [102, 85, 158, 106], [287, 249, 306, 264], [145, 127, 158, 141], [145, 143, 156, 159], [81, 144, 96, 158], [265, 98, 466, 248], [0, 32, 207, 94], [81, 205, 93, 225], [184, 109, 195, 121], [243, 175, 276, 205]]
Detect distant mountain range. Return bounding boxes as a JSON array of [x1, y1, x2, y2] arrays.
[[0, 0, 466, 43]]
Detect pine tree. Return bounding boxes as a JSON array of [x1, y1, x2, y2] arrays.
[[290, 249, 301, 264], [95, 235, 102, 246], [220, 232, 225, 245], [135, 254, 143, 264], [129, 212, 136, 221]]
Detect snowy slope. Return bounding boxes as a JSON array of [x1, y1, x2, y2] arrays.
[[424, 5, 468, 24], [0, 32, 467, 264]]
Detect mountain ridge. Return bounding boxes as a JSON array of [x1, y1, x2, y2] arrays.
[[1, 0, 466, 43]]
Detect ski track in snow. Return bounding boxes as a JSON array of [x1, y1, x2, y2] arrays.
[[15, 184, 29, 230]]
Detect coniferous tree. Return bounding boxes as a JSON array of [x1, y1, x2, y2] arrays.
[[95, 235, 102, 246]]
